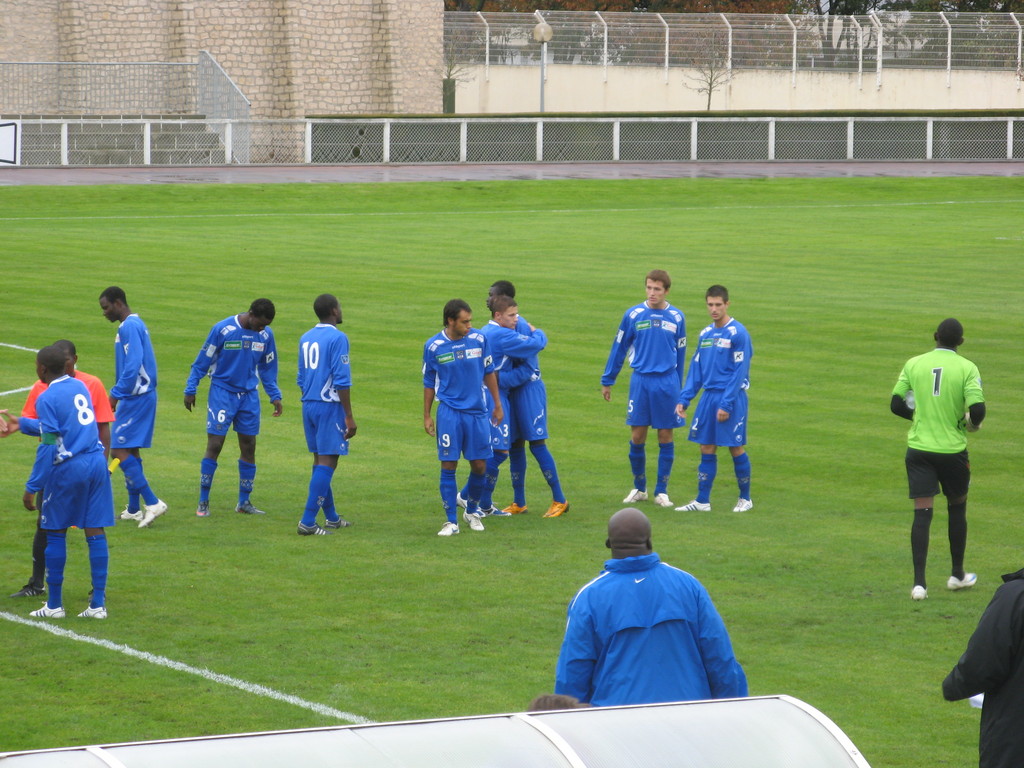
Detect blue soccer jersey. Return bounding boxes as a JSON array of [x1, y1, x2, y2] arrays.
[[422, 329, 494, 414], [602, 302, 687, 386], [479, 320, 547, 391], [679, 318, 752, 414], [185, 315, 282, 401], [25, 375, 104, 492], [297, 323, 352, 402], [111, 313, 158, 399]]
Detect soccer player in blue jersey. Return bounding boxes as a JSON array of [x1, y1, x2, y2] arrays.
[[423, 299, 502, 537], [456, 293, 547, 517], [602, 270, 687, 509], [296, 293, 357, 536], [184, 298, 282, 517], [18, 345, 115, 619], [488, 280, 570, 519], [99, 286, 166, 529], [675, 285, 754, 513]]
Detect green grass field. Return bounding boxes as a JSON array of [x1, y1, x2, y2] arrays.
[[1, 176, 1022, 765]]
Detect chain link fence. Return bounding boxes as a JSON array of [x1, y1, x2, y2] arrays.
[[1, 52, 249, 122], [7, 116, 1023, 166], [446, 11, 1024, 76]]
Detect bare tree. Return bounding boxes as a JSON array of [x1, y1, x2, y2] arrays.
[[683, 29, 732, 110]]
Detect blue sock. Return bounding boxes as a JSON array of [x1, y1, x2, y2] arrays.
[[120, 454, 158, 506], [697, 454, 718, 504], [127, 490, 141, 513], [655, 442, 674, 496], [199, 458, 217, 503], [44, 531, 67, 610], [629, 441, 647, 492], [733, 453, 752, 500], [238, 459, 256, 505], [440, 468, 458, 523], [323, 485, 336, 518], [86, 534, 108, 609], [465, 470, 486, 514], [530, 443, 565, 503], [303, 465, 334, 526], [481, 452, 508, 510], [509, 443, 527, 507]]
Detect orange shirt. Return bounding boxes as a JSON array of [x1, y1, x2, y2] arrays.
[[21, 369, 115, 423]]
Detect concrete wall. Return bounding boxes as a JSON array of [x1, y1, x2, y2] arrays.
[[456, 64, 1024, 113], [0, 0, 443, 117]]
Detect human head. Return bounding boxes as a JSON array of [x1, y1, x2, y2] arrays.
[[36, 344, 67, 382], [606, 507, 653, 559], [705, 285, 731, 326], [489, 280, 516, 300], [98, 286, 129, 323], [645, 270, 671, 308], [528, 694, 591, 712], [53, 339, 77, 374], [247, 298, 276, 332], [935, 318, 964, 349], [488, 294, 519, 330], [313, 293, 341, 323], [443, 299, 473, 340]]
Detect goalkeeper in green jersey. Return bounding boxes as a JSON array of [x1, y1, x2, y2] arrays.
[[891, 318, 985, 602]]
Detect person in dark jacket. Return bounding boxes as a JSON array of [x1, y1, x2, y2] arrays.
[[943, 567, 1024, 768], [554, 507, 747, 706]]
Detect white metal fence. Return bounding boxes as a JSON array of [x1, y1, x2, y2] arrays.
[[9, 116, 1024, 166], [0, 51, 250, 121], [446, 11, 1024, 79]]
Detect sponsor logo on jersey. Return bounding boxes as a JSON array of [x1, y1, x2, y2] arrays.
[[700, 339, 714, 348], [733, 350, 744, 363], [677, 337, 687, 349], [341, 355, 349, 364], [484, 355, 493, 368], [715, 338, 732, 349], [466, 348, 482, 359], [252, 342, 265, 352], [224, 340, 243, 350], [662, 320, 677, 333], [437, 352, 455, 364], [635, 320, 652, 331], [265, 351, 275, 363]]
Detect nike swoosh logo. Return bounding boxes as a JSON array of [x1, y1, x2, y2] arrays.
[[634, 578, 645, 584]]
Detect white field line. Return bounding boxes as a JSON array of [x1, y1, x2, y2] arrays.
[[0, 611, 372, 725], [0, 198, 1022, 224], [0, 343, 38, 397]]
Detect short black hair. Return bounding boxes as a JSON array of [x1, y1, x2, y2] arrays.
[[99, 286, 127, 305], [37, 345, 67, 376], [488, 294, 517, 315], [313, 293, 339, 322], [936, 318, 964, 349], [706, 284, 729, 302], [53, 339, 77, 358], [444, 298, 471, 325], [249, 298, 276, 322], [489, 280, 516, 299]]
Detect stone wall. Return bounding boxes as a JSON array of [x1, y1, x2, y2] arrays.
[[0, 0, 443, 117]]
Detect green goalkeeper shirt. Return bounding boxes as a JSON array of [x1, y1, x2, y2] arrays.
[[893, 347, 984, 453]]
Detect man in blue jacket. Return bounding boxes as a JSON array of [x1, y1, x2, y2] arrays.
[[555, 507, 747, 706]]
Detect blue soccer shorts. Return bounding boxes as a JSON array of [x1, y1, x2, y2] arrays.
[[302, 400, 350, 456], [39, 452, 116, 530], [688, 389, 748, 447], [112, 391, 157, 449], [206, 384, 261, 436], [435, 401, 492, 462], [627, 371, 684, 430], [488, 390, 512, 451], [511, 378, 549, 442]]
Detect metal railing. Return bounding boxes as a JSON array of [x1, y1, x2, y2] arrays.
[[8, 116, 1024, 166], [0, 52, 249, 121], [445, 11, 1024, 78]]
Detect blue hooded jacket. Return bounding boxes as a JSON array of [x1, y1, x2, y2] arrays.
[[555, 552, 747, 706]]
